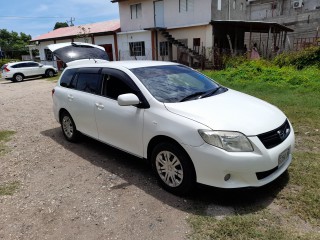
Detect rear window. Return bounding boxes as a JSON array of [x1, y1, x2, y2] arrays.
[[60, 69, 77, 88], [75, 73, 101, 94]]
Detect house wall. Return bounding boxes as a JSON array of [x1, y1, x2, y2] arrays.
[[211, 0, 247, 20], [119, 0, 155, 32], [118, 0, 212, 32], [117, 30, 153, 60], [163, 0, 212, 28], [247, 0, 320, 48]]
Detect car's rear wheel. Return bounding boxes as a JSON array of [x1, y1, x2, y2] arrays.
[[13, 74, 24, 82], [60, 111, 79, 142], [46, 69, 55, 78], [151, 142, 196, 195]]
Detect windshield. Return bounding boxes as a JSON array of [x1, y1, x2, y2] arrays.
[[131, 65, 221, 103]]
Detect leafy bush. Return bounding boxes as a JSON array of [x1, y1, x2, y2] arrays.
[[0, 59, 19, 68], [274, 46, 320, 69]]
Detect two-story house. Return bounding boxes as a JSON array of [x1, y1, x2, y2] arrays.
[[112, 0, 248, 66]]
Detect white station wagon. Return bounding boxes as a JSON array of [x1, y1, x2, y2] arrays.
[[50, 42, 295, 195]]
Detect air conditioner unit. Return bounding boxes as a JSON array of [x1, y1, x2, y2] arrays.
[[293, 0, 303, 9]]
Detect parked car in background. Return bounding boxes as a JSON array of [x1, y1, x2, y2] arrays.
[[50, 42, 295, 195], [1, 61, 58, 82]]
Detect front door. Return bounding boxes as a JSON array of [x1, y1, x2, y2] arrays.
[[94, 68, 144, 157], [154, 0, 164, 28]]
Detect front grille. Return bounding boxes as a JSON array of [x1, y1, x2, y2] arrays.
[[256, 166, 278, 180], [257, 120, 290, 149]]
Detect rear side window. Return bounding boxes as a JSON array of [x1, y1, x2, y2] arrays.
[[11, 63, 23, 68], [60, 69, 77, 88], [75, 73, 102, 94]]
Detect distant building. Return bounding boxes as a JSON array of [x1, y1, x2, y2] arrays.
[[30, 20, 120, 69]]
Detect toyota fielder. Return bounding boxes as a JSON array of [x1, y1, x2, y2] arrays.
[[50, 42, 295, 195]]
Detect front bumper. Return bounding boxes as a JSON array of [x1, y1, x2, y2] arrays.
[[183, 129, 295, 188]]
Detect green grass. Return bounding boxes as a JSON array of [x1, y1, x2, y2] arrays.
[[0, 130, 15, 155], [46, 72, 61, 82], [0, 181, 20, 196], [188, 61, 320, 239]]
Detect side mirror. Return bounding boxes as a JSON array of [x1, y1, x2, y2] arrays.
[[118, 93, 140, 106], [39, 64, 44, 67]]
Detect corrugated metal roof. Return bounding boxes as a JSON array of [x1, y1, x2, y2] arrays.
[[32, 19, 120, 42]]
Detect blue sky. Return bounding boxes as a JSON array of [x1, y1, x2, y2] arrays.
[[0, 0, 119, 38]]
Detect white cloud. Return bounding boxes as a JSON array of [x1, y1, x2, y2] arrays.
[[35, 4, 49, 12]]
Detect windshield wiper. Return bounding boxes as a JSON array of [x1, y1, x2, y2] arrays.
[[179, 87, 223, 102], [180, 91, 208, 102], [201, 86, 222, 98]]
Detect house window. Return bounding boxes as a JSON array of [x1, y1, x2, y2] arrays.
[[179, 0, 194, 12], [160, 42, 169, 56], [129, 41, 145, 56], [233, 0, 236, 10], [44, 48, 53, 61], [193, 38, 200, 53], [130, 3, 142, 19], [240, 3, 243, 11]]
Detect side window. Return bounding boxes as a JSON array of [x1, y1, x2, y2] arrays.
[[75, 73, 102, 95], [60, 69, 77, 88], [29, 62, 39, 67], [101, 69, 139, 100], [103, 74, 134, 100], [11, 64, 21, 68]]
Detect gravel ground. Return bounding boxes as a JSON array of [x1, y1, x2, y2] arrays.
[[0, 79, 192, 240]]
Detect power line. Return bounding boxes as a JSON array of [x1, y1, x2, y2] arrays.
[[0, 16, 72, 19]]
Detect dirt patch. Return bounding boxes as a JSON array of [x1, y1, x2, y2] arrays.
[[0, 79, 191, 239]]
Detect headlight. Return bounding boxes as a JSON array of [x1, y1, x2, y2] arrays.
[[198, 130, 253, 152]]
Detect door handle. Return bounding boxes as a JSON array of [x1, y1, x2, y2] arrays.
[[95, 103, 104, 109], [67, 94, 74, 101]]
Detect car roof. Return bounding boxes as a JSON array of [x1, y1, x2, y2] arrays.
[[8, 61, 37, 65], [66, 60, 179, 70]]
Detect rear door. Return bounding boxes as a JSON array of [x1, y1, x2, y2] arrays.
[[63, 67, 102, 139]]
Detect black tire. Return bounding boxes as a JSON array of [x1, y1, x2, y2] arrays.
[[60, 111, 79, 142], [46, 69, 55, 78], [13, 73, 24, 82], [151, 142, 196, 196]]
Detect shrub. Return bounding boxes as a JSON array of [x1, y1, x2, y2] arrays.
[[0, 59, 19, 68], [274, 46, 320, 69]]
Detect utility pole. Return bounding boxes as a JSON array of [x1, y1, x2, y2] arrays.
[[66, 17, 75, 26]]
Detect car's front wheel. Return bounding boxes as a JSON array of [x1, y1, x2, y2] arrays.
[[46, 69, 55, 78], [12, 73, 24, 82], [60, 111, 79, 142], [151, 142, 196, 195]]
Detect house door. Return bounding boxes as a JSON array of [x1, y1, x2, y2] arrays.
[[100, 44, 113, 61], [154, 1, 164, 28], [177, 39, 189, 66]]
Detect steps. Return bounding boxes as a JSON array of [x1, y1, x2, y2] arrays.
[[158, 29, 213, 68]]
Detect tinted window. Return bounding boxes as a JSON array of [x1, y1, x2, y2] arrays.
[[131, 65, 220, 103], [28, 62, 39, 67], [11, 63, 24, 68], [75, 73, 101, 94], [102, 74, 134, 100], [60, 69, 77, 88]]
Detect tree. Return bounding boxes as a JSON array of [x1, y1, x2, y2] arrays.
[[54, 22, 69, 30], [0, 29, 31, 59]]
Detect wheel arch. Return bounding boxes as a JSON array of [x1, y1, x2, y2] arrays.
[[147, 135, 197, 178], [59, 108, 70, 123]]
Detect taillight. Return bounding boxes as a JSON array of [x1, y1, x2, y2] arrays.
[[3, 65, 10, 72], [52, 89, 55, 97]]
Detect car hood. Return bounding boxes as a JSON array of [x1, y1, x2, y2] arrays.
[[164, 89, 286, 136], [47, 42, 109, 66]]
